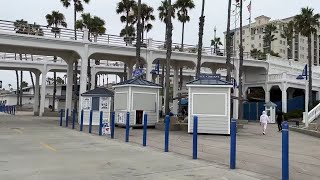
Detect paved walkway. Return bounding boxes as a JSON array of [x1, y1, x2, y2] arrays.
[[0, 113, 269, 180], [66, 115, 320, 180]]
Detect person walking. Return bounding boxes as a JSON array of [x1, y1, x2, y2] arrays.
[[260, 111, 270, 135], [276, 110, 284, 132]]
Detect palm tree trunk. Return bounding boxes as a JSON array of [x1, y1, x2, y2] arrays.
[[135, 0, 142, 70], [181, 22, 185, 51], [164, 0, 173, 115], [87, 59, 91, 90], [73, 1, 78, 112], [195, 0, 205, 78], [30, 55, 35, 94], [52, 72, 57, 112], [226, 0, 232, 82], [124, 11, 129, 81], [308, 35, 312, 108], [20, 71, 23, 106], [15, 70, 19, 105], [238, 0, 244, 120]]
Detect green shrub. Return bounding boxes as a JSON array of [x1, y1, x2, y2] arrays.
[[284, 109, 303, 120]]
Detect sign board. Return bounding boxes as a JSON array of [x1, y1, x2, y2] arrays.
[[117, 112, 125, 123], [0, 81, 2, 89], [100, 97, 110, 110], [102, 121, 111, 135], [199, 74, 221, 80], [82, 97, 91, 110], [133, 69, 144, 78]]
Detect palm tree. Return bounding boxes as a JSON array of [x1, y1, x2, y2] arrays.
[[61, 0, 90, 112], [116, 0, 137, 81], [211, 37, 222, 54], [175, 0, 195, 51], [164, 0, 173, 115], [281, 21, 294, 59], [46, 10, 67, 112], [263, 24, 277, 53], [294, 7, 320, 108], [195, 0, 205, 78], [135, 0, 142, 70], [134, 3, 156, 41], [238, 0, 244, 120], [76, 13, 106, 89], [225, 0, 232, 82]]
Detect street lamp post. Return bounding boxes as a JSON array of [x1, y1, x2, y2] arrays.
[[296, 66, 309, 128]]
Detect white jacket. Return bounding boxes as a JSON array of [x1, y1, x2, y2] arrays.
[[260, 111, 270, 124]]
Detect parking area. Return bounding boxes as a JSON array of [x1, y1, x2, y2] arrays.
[[1, 112, 320, 179]]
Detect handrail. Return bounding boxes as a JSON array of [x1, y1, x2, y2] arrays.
[[307, 102, 320, 124]]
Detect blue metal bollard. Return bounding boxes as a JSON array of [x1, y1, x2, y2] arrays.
[[99, 111, 103, 136], [65, 109, 69, 127], [59, 109, 63, 126], [125, 112, 130, 142], [282, 121, 289, 180], [193, 116, 198, 159], [230, 118, 237, 169], [80, 110, 84, 131], [143, 113, 148, 146], [89, 110, 93, 133], [111, 112, 115, 139], [164, 115, 170, 152], [72, 109, 76, 129]]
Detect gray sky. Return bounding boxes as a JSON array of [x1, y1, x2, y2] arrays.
[[0, 0, 320, 89]]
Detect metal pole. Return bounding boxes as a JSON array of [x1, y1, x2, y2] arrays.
[[282, 121, 289, 180], [111, 112, 115, 139], [65, 109, 69, 127], [72, 109, 76, 129], [230, 118, 237, 169], [59, 109, 63, 126], [143, 113, 148, 146], [164, 115, 170, 152], [305, 79, 309, 128], [99, 111, 103, 136], [125, 112, 130, 142], [193, 116, 198, 159], [89, 110, 93, 133], [80, 110, 84, 131]]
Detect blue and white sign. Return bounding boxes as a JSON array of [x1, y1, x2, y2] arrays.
[[133, 69, 144, 78], [199, 73, 221, 80]]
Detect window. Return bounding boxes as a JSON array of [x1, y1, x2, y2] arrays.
[[251, 36, 255, 40], [259, 35, 261, 39], [251, 44, 255, 48], [237, 40, 239, 44], [280, 49, 283, 53], [92, 97, 100, 111], [280, 40, 282, 44], [259, 43, 262, 47], [237, 32, 239, 35], [242, 39, 245, 42], [283, 41, 286, 45], [243, 30, 245, 35]]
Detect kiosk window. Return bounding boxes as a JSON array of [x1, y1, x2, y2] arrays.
[[92, 97, 100, 111]]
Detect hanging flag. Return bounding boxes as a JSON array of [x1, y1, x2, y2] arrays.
[[302, 64, 308, 78], [247, 1, 252, 13]]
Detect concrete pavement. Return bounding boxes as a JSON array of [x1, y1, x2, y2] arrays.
[[0, 113, 269, 180]]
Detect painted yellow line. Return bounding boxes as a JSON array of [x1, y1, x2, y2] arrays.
[[13, 129, 23, 134], [40, 142, 57, 152]]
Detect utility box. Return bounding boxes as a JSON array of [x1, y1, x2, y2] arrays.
[[80, 87, 114, 125], [113, 77, 161, 127], [186, 74, 233, 135], [264, 102, 277, 124]]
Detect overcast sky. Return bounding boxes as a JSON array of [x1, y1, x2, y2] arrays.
[[1, 0, 320, 89]]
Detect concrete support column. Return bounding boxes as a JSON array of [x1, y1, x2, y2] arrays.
[[90, 66, 96, 90], [146, 62, 153, 81], [39, 66, 47, 117], [172, 65, 179, 115], [127, 63, 134, 79], [264, 84, 270, 102], [33, 72, 40, 115], [65, 62, 74, 115], [79, 45, 89, 112], [281, 83, 288, 113]]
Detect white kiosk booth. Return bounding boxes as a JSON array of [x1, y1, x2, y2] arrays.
[[80, 87, 114, 125], [264, 102, 277, 124], [113, 77, 161, 127], [187, 74, 233, 135]]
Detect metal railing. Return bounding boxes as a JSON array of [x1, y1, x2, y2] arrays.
[[0, 19, 252, 58]]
